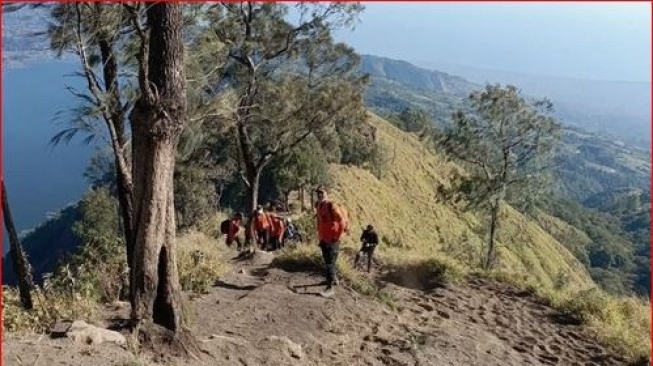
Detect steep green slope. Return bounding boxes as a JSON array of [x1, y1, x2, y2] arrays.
[[327, 113, 594, 291], [358, 55, 650, 296], [2, 205, 82, 285]]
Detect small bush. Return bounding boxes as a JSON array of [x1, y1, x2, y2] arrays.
[[381, 234, 404, 248], [177, 231, 228, 294], [293, 214, 317, 243], [3, 284, 97, 334], [194, 213, 230, 240], [70, 188, 127, 303], [381, 256, 466, 291], [271, 245, 322, 273], [174, 164, 219, 230]]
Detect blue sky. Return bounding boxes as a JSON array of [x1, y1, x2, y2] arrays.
[[332, 2, 651, 82]]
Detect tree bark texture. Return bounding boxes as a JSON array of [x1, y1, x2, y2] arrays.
[[2, 180, 34, 310], [129, 3, 186, 333]]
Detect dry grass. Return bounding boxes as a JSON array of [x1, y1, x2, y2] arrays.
[[177, 228, 230, 295], [550, 289, 651, 363], [327, 114, 595, 292], [3, 226, 229, 334], [2, 286, 98, 334], [322, 113, 650, 362]]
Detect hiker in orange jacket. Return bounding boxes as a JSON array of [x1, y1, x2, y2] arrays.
[[269, 214, 285, 250], [253, 206, 272, 250], [226, 212, 244, 251], [314, 186, 348, 297]]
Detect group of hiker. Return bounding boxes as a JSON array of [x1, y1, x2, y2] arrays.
[[221, 207, 301, 252], [221, 185, 379, 297]]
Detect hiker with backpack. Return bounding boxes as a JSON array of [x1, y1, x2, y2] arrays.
[[314, 186, 349, 298], [355, 224, 379, 272], [221, 212, 244, 252], [284, 218, 303, 244]]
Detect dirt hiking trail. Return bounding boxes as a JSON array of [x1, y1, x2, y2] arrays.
[[2, 249, 636, 366]]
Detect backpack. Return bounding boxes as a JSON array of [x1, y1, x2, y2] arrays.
[[327, 202, 350, 233], [219, 219, 230, 235]]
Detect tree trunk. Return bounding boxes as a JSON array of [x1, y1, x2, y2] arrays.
[[2, 180, 34, 310], [130, 131, 183, 330], [97, 35, 135, 293], [484, 200, 501, 270], [115, 169, 134, 268], [299, 185, 305, 212], [244, 169, 261, 245], [129, 3, 187, 340]]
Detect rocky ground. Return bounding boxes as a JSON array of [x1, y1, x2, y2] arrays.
[[2, 249, 635, 366]]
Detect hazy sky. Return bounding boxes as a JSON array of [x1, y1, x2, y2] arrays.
[[333, 2, 651, 82]]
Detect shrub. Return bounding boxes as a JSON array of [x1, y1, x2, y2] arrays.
[[3, 282, 97, 334], [174, 164, 219, 230], [177, 230, 228, 294]]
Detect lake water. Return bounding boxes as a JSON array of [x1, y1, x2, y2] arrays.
[[3, 59, 93, 253]]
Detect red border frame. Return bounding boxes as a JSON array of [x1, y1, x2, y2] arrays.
[[0, 2, 650, 365]]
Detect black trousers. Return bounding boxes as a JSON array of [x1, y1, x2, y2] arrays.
[[319, 241, 340, 286], [257, 229, 270, 249], [355, 244, 376, 271]]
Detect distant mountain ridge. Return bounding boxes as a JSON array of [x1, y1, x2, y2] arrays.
[[360, 54, 479, 97], [360, 55, 650, 147], [359, 54, 649, 197], [411, 60, 651, 145]]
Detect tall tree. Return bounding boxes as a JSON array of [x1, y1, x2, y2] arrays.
[[440, 84, 561, 269], [44, 3, 136, 288], [200, 3, 366, 241], [272, 138, 332, 210], [2, 180, 35, 310], [127, 2, 190, 342]]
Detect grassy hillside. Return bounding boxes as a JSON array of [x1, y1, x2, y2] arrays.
[[326, 113, 594, 292], [359, 55, 650, 296], [319, 114, 648, 360]]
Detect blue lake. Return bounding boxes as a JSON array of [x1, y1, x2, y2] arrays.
[[3, 59, 93, 253]]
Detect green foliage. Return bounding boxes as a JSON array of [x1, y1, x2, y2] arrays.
[[437, 84, 561, 269], [192, 3, 371, 213], [174, 164, 219, 230], [84, 148, 117, 191], [271, 138, 332, 197], [43, 3, 138, 149], [293, 214, 317, 242], [539, 197, 647, 295], [552, 289, 651, 363], [69, 188, 126, 303], [552, 130, 649, 202], [395, 107, 434, 133], [440, 84, 562, 211], [337, 121, 387, 178]]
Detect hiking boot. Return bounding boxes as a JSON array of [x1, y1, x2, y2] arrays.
[[320, 286, 335, 298]]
